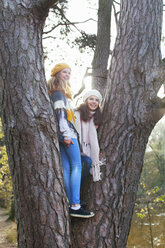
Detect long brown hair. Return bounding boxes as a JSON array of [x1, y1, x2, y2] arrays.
[[76, 103, 102, 126]]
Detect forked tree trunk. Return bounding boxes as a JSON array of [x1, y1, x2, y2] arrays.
[[92, 0, 112, 94], [1, 0, 165, 248], [71, 0, 165, 247], [0, 1, 71, 247]]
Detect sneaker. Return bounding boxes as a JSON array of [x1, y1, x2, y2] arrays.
[[80, 200, 87, 207], [70, 207, 95, 218]]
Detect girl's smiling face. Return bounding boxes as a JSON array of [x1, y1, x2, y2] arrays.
[[86, 96, 99, 111], [59, 68, 71, 81]]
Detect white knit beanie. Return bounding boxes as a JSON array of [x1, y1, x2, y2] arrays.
[[83, 89, 102, 103]]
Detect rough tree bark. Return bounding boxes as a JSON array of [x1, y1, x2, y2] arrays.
[[1, 0, 165, 248], [92, 0, 112, 94], [0, 1, 71, 247], [71, 0, 165, 247]]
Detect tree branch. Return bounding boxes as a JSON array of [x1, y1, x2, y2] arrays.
[[113, 0, 121, 5], [152, 96, 165, 109], [146, 59, 165, 92], [38, 0, 58, 9], [112, 2, 120, 29], [51, 5, 83, 34], [150, 96, 165, 124], [43, 23, 65, 34], [147, 59, 165, 120], [27, 0, 59, 19], [43, 18, 96, 35], [42, 35, 57, 40]]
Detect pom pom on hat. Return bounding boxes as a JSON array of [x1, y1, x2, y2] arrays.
[[51, 63, 71, 77], [83, 89, 102, 103]]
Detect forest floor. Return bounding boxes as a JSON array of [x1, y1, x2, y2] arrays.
[[0, 208, 17, 248]]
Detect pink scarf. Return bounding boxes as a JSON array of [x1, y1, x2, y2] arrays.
[[81, 115, 102, 182]]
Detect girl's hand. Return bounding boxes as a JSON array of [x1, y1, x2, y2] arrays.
[[64, 139, 73, 147]]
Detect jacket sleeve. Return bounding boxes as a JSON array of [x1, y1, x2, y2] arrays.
[[58, 109, 72, 140], [74, 111, 82, 143], [51, 92, 72, 140]]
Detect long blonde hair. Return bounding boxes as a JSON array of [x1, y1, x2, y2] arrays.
[[47, 73, 72, 99], [47, 73, 67, 95]]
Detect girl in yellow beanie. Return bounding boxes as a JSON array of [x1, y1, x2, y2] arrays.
[[47, 63, 94, 218]]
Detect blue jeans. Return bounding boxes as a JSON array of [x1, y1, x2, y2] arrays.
[[59, 138, 82, 205], [81, 155, 92, 189]]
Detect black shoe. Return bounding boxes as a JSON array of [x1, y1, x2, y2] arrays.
[[70, 207, 95, 218], [80, 200, 87, 207]]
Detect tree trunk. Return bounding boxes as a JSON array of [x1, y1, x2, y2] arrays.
[[72, 0, 165, 247], [0, 1, 71, 247], [92, 0, 112, 94], [1, 0, 165, 247]]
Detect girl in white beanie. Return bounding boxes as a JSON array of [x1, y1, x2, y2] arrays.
[[74, 89, 103, 184]]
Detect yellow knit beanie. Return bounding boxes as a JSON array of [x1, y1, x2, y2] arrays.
[[51, 63, 71, 77]]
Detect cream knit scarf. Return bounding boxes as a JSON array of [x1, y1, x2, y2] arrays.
[[81, 112, 102, 182]]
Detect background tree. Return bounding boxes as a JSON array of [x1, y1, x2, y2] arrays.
[[0, 120, 13, 208], [43, 0, 117, 95], [142, 121, 165, 191], [91, 0, 113, 94], [43, 1, 121, 96]]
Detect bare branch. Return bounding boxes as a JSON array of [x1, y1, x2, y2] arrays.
[[46, 6, 97, 37], [43, 23, 63, 34], [113, 0, 121, 5], [112, 2, 120, 29], [43, 18, 96, 35], [42, 35, 57, 40], [51, 5, 82, 34], [71, 18, 97, 24]]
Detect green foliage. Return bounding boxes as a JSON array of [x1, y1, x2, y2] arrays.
[[74, 32, 96, 52], [136, 182, 165, 219], [154, 195, 165, 206], [136, 206, 149, 219], [146, 186, 160, 196], [0, 119, 13, 208], [138, 121, 165, 197], [5, 226, 17, 244], [136, 121, 165, 219]]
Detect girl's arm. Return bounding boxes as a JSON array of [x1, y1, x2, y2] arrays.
[[58, 110, 73, 140]]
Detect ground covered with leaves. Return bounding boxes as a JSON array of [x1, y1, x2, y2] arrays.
[[0, 208, 17, 248]]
